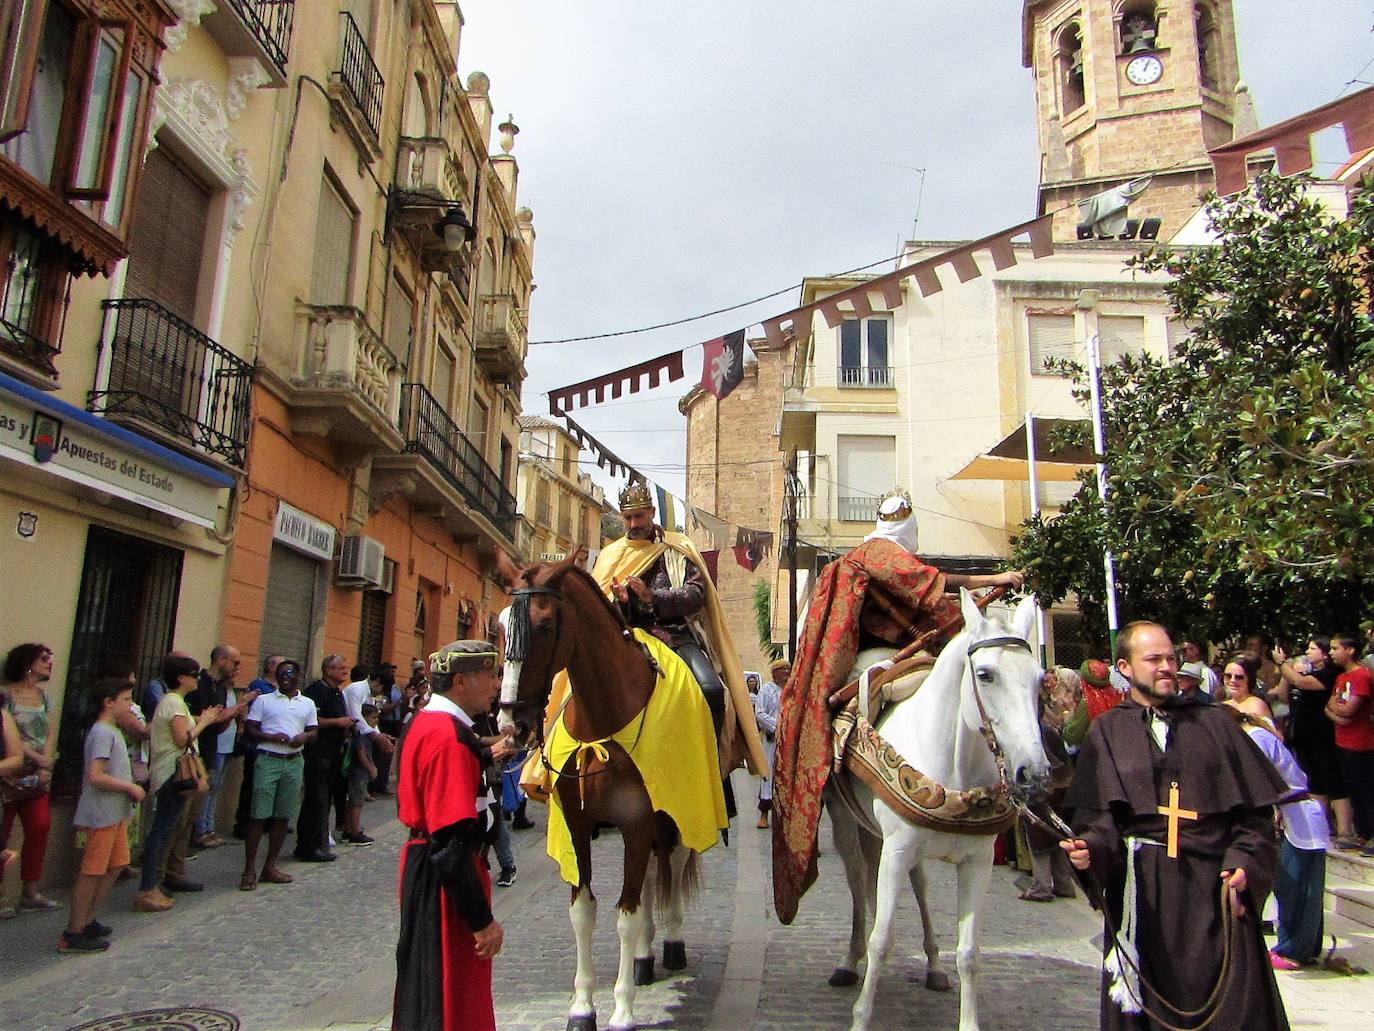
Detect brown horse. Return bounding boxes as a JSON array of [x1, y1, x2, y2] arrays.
[[497, 550, 703, 1031]]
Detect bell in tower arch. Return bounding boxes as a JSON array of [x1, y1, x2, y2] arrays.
[[1122, 11, 1159, 54]]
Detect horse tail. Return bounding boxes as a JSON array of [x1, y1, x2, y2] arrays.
[[653, 848, 703, 910]]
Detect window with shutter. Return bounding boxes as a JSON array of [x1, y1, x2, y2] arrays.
[[384, 273, 412, 361], [1027, 312, 1076, 374], [432, 338, 455, 411], [836, 435, 896, 522], [311, 175, 355, 305], [1099, 315, 1146, 365], [124, 146, 210, 322]]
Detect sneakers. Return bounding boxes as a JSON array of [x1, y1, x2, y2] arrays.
[[344, 832, 375, 847], [495, 868, 517, 888], [18, 894, 61, 912], [58, 930, 109, 953], [1334, 837, 1363, 852], [1269, 950, 1302, 971], [82, 919, 112, 938]]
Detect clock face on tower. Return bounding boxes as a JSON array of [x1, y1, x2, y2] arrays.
[[1125, 54, 1164, 86]]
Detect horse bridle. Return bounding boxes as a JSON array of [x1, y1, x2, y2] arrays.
[[963, 634, 1035, 807], [500, 581, 657, 789]]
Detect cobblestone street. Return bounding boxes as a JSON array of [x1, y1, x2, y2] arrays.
[[2, 773, 1373, 1030]]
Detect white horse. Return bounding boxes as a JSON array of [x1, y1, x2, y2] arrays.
[[825, 590, 1050, 1031]]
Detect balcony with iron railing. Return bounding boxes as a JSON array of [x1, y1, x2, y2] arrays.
[[0, 233, 69, 383], [88, 298, 254, 468], [371, 384, 518, 550], [838, 364, 894, 387], [838, 494, 879, 522], [202, 1, 295, 84], [328, 12, 384, 159], [475, 292, 527, 380]]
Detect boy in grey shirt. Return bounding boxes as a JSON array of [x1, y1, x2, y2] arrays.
[[63, 678, 146, 952]]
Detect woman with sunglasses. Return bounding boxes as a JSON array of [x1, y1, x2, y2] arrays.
[[1, 643, 61, 918], [1221, 654, 1279, 733], [135, 655, 222, 912]]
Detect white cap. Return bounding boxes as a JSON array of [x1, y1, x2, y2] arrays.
[[1178, 661, 1207, 681]]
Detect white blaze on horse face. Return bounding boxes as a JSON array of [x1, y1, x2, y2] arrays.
[[496, 605, 519, 734]]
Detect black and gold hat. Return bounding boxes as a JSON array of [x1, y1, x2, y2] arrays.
[[429, 639, 500, 675]]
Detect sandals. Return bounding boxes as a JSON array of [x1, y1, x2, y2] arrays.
[[238, 873, 258, 892], [1018, 888, 1055, 902], [259, 868, 293, 885]]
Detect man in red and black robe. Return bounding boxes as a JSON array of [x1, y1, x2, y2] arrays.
[[393, 640, 511, 1031], [771, 489, 1024, 923]]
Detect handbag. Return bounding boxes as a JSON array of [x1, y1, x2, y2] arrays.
[[170, 747, 209, 795], [0, 769, 45, 805]]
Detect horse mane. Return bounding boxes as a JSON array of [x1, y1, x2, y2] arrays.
[[533, 560, 630, 634]]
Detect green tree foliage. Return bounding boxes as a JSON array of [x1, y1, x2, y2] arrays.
[[753, 579, 782, 660], [1013, 174, 1374, 648]]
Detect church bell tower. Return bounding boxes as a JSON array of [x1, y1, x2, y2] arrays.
[[1022, 0, 1253, 241]]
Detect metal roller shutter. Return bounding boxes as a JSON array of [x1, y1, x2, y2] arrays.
[[260, 543, 320, 669]]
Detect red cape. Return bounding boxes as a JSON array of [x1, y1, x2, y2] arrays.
[[770, 538, 961, 923]]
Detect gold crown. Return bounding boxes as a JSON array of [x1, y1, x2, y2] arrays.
[[877, 487, 913, 521], [618, 481, 655, 512]]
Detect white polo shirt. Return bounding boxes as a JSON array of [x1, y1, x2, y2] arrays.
[[247, 691, 319, 757]]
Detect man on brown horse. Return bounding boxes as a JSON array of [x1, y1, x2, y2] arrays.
[[594, 481, 767, 777], [772, 486, 1026, 924]]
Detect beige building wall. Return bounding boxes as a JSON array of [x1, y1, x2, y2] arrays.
[[681, 353, 787, 672], [517, 418, 606, 564]]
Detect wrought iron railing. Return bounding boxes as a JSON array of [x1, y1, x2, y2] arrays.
[[838, 495, 879, 522], [838, 364, 893, 387], [336, 12, 384, 138], [228, 0, 295, 74], [399, 383, 518, 539], [89, 298, 254, 467], [0, 229, 68, 378]]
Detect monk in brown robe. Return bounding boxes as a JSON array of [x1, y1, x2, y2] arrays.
[[1062, 621, 1291, 1030]]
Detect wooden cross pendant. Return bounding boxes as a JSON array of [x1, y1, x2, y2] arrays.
[[1157, 781, 1198, 859]]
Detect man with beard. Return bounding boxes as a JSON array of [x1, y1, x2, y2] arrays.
[[1061, 621, 1291, 1030], [573, 481, 765, 777]]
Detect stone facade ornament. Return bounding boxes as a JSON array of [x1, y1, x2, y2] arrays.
[[149, 78, 258, 245], [498, 115, 519, 154], [225, 58, 271, 120], [163, 0, 216, 52]]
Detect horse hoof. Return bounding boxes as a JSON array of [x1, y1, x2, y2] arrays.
[[925, 970, 951, 992], [634, 956, 656, 985], [828, 968, 859, 988], [663, 940, 687, 970], [567, 1015, 597, 1031]]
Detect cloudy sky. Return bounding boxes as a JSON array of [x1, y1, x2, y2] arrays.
[[457, 2, 1372, 505]]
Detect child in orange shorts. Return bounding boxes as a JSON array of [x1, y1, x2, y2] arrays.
[[62, 678, 145, 952]]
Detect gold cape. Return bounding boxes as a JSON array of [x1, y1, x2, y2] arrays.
[[542, 530, 767, 776], [544, 630, 729, 884]]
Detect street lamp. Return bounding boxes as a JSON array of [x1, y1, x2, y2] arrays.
[[384, 189, 477, 255], [433, 205, 476, 252]]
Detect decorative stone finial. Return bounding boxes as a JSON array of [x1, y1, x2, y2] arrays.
[[466, 71, 490, 95], [515, 206, 534, 226], [498, 115, 519, 154]]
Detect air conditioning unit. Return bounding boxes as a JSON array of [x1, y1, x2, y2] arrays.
[[378, 557, 397, 594], [337, 535, 385, 588]]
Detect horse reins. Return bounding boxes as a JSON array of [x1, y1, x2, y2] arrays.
[[502, 581, 658, 799], [978, 679, 1236, 1031]]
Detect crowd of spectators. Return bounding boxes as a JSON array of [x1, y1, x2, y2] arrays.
[[1012, 627, 1374, 972], [0, 640, 537, 954]]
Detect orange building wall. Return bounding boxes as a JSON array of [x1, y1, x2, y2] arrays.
[[223, 386, 496, 676]]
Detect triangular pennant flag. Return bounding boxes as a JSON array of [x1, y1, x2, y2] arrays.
[[732, 542, 761, 572], [700, 329, 747, 399]]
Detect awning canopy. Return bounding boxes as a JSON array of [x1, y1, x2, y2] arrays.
[[948, 417, 1094, 482]]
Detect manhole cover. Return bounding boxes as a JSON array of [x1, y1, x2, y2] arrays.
[[66, 1007, 240, 1031]]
